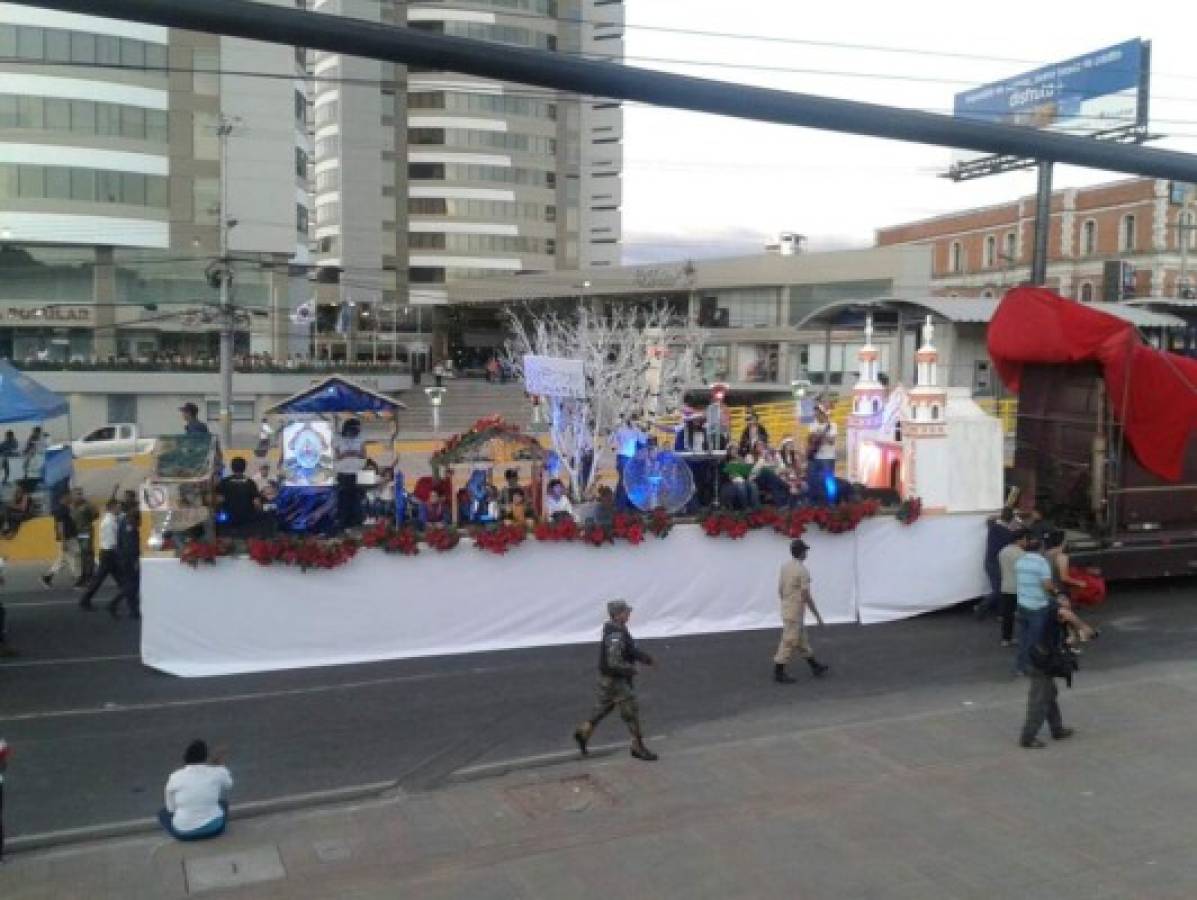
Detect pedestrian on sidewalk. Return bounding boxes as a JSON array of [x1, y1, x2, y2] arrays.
[[1014, 532, 1055, 676], [1019, 602, 1077, 749], [41, 493, 80, 589], [977, 507, 1018, 619], [573, 600, 659, 762], [996, 528, 1028, 647], [773, 539, 830, 683], [78, 500, 121, 612], [158, 739, 233, 841]]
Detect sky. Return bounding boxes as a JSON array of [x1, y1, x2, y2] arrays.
[[618, 0, 1197, 264]]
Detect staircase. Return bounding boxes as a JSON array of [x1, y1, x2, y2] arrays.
[[397, 378, 542, 436]]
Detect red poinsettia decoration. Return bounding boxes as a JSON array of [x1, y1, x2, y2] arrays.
[[178, 538, 233, 568], [424, 526, 461, 552], [384, 528, 420, 556], [896, 497, 923, 526], [246, 536, 359, 571], [701, 511, 751, 539], [610, 513, 646, 546], [534, 516, 581, 543], [646, 507, 673, 539], [473, 522, 527, 555]]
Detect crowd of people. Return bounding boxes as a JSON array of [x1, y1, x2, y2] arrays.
[[716, 405, 841, 510], [978, 504, 1103, 748]]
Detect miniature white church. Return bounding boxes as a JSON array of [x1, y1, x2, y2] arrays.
[[847, 314, 1003, 514]]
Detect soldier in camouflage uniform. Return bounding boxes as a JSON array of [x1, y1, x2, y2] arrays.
[[573, 600, 659, 762]]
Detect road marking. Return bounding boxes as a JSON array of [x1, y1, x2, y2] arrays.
[[0, 653, 140, 669], [0, 666, 505, 723], [5, 599, 79, 608]]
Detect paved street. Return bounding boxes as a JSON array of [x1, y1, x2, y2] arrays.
[[1, 564, 1195, 847], [2, 569, 1197, 897]]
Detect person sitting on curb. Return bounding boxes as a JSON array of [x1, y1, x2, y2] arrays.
[[158, 739, 233, 841]]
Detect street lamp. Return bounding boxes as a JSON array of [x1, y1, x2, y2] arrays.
[[424, 385, 446, 434], [791, 375, 813, 425]]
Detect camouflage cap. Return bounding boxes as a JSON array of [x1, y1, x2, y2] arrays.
[[607, 599, 633, 618]]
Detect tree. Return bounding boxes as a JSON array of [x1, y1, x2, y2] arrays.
[[504, 302, 704, 500]]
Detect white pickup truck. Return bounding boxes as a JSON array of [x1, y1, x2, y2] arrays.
[[71, 423, 157, 459]]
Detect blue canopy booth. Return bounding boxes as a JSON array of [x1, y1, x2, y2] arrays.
[[0, 361, 72, 510], [263, 376, 406, 534]]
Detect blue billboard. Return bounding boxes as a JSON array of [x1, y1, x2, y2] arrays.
[[953, 40, 1146, 134]]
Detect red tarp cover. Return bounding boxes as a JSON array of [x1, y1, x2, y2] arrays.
[[988, 286, 1197, 482]]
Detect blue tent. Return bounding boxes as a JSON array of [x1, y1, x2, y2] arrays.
[[0, 361, 68, 423], [265, 375, 406, 417]]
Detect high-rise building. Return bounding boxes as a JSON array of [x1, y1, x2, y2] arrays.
[[0, 0, 311, 364], [309, 0, 624, 366]]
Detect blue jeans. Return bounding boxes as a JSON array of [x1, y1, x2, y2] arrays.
[[158, 801, 229, 841], [1016, 607, 1049, 674]]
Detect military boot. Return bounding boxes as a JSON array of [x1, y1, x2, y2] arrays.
[[630, 742, 659, 762], [573, 722, 593, 757], [807, 658, 829, 678], [773, 663, 797, 684]]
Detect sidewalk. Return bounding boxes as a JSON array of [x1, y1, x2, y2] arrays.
[[7, 653, 1197, 899]]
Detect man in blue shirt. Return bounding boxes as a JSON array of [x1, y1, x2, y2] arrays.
[[1014, 533, 1055, 675], [180, 402, 209, 435]]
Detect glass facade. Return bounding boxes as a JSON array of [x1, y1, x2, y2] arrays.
[[0, 23, 168, 70], [0, 164, 168, 207], [0, 95, 168, 142]]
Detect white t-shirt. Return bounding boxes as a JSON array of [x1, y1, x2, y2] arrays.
[[814, 422, 838, 461], [546, 494, 574, 518], [334, 436, 365, 474], [164, 764, 233, 832]]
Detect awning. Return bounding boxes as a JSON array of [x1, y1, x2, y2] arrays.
[[911, 296, 1184, 329], [265, 375, 407, 417], [0, 362, 68, 423]]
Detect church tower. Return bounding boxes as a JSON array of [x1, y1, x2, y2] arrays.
[[902, 316, 949, 510], [847, 314, 888, 480]]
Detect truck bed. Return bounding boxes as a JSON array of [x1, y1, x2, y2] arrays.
[[1014, 364, 1197, 580]]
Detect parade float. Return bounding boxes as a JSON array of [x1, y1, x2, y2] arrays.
[[141, 308, 998, 678]]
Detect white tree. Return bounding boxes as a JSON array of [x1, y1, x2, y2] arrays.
[[504, 302, 704, 500]]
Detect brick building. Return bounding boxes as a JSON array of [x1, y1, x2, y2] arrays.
[[876, 177, 1197, 301]]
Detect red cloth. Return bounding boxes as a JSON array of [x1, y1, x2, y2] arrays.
[[988, 287, 1197, 482], [1068, 568, 1107, 607]]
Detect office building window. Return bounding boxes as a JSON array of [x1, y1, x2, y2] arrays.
[[1081, 219, 1097, 256], [984, 235, 996, 268], [0, 163, 168, 207], [0, 95, 166, 142], [205, 400, 255, 422], [1079, 282, 1093, 302], [1004, 231, 1016, 262], [107, 395, 137, 424]]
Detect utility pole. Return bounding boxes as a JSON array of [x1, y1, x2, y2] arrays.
[[1030, 161, 1053, 286], [1180, 194, 1194, 298], [217, 115, 236, 452]]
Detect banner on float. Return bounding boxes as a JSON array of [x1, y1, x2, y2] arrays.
[[522, 354, 586, 399], [281, 421, 335, 487]]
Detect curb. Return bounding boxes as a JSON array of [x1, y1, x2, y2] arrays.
[[7, 779, 399, 855], [448, 736, 666, 783]]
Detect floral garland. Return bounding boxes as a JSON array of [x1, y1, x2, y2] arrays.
[[176, 500, 920, 573], [472, 522, 527, 555], [700, 500, 884, 541], [428, 415, 543, 474], [246, 536, 359, 571], [179, 538, 234, 567]]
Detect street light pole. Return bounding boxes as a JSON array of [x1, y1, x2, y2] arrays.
[[217, 116, 236, 452]]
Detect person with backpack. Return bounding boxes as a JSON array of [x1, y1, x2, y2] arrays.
[[1019, 599, 1077, 749]]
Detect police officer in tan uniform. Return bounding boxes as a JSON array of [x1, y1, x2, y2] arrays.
[[774, 539, 830, 683]]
